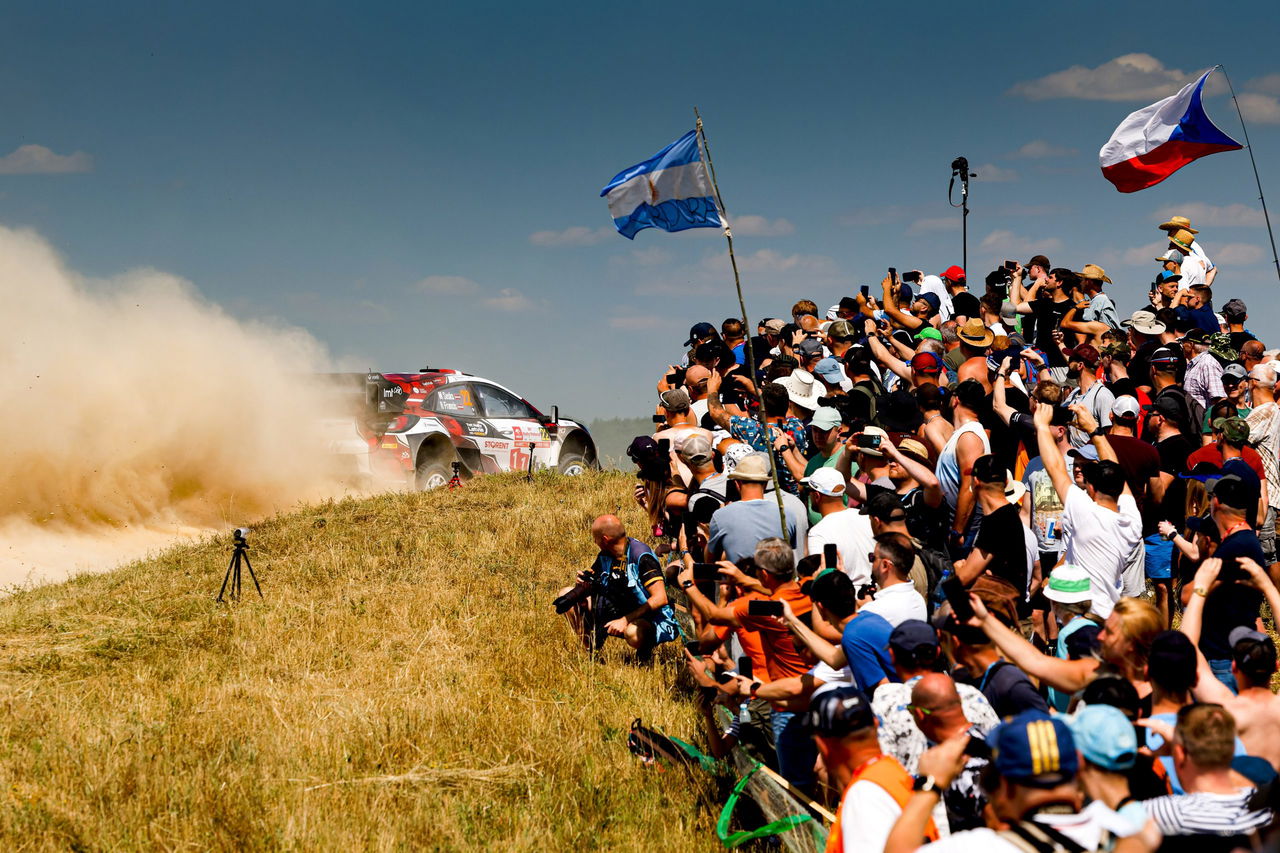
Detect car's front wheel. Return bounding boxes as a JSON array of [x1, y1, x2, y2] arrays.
[[558, 451, 589, 476]]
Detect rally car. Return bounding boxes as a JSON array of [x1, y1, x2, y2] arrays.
[[335, 368, 598, 489]]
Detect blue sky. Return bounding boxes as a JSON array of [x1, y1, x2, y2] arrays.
[[2, 1, 1279, 421]]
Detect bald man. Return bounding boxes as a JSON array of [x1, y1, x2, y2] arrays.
[[558, 515, 678, 658], [684, 365, 713, 424], [907, 673, 996, 833]]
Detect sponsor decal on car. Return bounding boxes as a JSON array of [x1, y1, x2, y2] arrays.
[[465, 421, 488, 436]]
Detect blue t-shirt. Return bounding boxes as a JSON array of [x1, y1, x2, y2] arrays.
[[841, 611, 898, 694], [1144, 710, 1247, 794]]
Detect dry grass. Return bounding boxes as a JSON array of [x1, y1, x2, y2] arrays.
[[0, 471, 720, 851]]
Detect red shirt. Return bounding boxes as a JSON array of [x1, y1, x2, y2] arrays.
[[1186, 442, 1266, 482]]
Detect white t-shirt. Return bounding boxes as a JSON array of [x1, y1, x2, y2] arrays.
[[861, 580, 927, 626], [808, 508, 876, 587], [838, 778, 904, 852], [1061, 485, 1143, 618], [690, 398, 709, 423], [809, 662, 855, 699], [1174, 251, 1209, 288], [921, 805, 1135, 852]]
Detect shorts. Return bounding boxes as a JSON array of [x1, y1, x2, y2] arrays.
[[1144, 533, 1173, 580]]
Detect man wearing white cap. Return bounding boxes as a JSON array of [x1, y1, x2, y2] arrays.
[[806, 467, 875, 588], [1042, 564, 1100, 711]]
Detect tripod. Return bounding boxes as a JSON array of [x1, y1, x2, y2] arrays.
[[448, 461, 463, 490], [217, 531, 263, 602], [949, 156, 975, 278]]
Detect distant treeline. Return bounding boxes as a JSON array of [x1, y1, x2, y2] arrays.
[[588, 416, 652, 470]]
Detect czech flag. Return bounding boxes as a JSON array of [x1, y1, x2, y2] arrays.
[[1099, 68, 1241, 193]]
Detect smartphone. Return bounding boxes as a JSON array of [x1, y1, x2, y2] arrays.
[[823, 543, 838, 570], [651, 414, 665, 424], [1220, 557, 1247, 582], [902, 271, 921, 284], [888, 267, 897, 285], [738, 656, 753, 681], [658, 438, 671, 455], [942, 575, 975, 623], [860, 285, 870, 298], [1004, 260, 1018, 271], [715, 671, 735, 685], [692, 563, 721, 582], [1050, 406, 1075, 427], [747, 599, 784, 618], [683, 513, 699, 547], [683, 639, 704, 656], [856, 433, 882, 449]]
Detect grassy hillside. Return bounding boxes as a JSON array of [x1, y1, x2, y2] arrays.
[[0, 472, 716, 851]]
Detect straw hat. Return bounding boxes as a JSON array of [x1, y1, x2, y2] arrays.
[[1077, 263, 1112, 284], [957, 318, 994, 348], [1158, 215, 1199, 235], [1168, 228, 1196, 252]]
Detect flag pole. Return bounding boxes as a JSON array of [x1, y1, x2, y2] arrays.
[[694, 108, 790, 540], [1219, 66, 1280, 284]]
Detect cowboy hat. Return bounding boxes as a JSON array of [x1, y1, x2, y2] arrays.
[[1158, 215, 1199, 235], [957, 318, 994, 348], [1168, 228, 1195, 253], [1077, 263, 1112, 284]]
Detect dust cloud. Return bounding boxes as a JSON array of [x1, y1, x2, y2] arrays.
[[0, 226, 357, 588]]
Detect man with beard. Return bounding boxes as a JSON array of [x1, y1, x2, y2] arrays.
[[1063, 345, 1115, 448], [1014, 267, 1075, 374]]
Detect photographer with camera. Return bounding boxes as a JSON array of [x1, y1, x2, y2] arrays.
[[556, 514, 678, 659]]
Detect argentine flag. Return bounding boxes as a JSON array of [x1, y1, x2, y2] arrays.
[[600, 130, 723, 239]]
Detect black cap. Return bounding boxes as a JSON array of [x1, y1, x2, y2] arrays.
[[860, 488, 906, 520], [1209, 474, 1251, 510], [685, 322, 716, 347], [806, 686, 875, 737], [1147, 630, 1198, 694], [1180, 328, 1210, 345], [889, 620, 939, 653], [972, 454, 1005, 484], [1148, 345, 1182, 364], [838, 296, 859, 311]]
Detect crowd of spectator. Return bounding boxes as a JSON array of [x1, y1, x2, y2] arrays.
[[561, 214, 1280, 851]]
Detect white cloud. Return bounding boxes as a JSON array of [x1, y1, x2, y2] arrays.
[[1214, 243, 1266, 266], [977, 231, 1063, 264], [1095, 243, 1166, 268], [907, 217, 960, 235], [528, 225, 613, 247], [1152, 202, 1264, 228], [1235, 93, 1280, 125], [483, 287, 534, 312], [1009, 54, 1198, 102], [414, 275, 481, 295], [1247, 73, 1280, 96], [625, 246, 672, 266], [1008, 139, 1078, 159], [973, 164, 1018, 183], [730, 215, 795, 237], [637, 249, 844, 296], [0, 144, 92, 174]]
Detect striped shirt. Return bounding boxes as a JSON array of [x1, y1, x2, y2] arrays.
[[1144, 788, 1272, 837]]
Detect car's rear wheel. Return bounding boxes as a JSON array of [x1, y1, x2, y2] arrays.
[[415, 446, 456, 490]]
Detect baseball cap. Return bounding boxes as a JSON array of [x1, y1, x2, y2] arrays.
[[1064, 344, 1100, 367], [889, 620, 939, 654], [838, 296, 859, 311], [826, 319, 857, 340], [1068, 444, 1099, 462], [1156, 269, 1183, 285], [1209, 473, 1251, 510], [763, 318, 786, 335], [1230, 626, 1269, 648], [1180, 328, 1210, 345], [684, 322, 716, 347], [804, 467, 847, 497], [1066, 705, 1137, 772], [1027, 254, 1051, 270], [860, 489, 906, 521], [806, 686, 875, 737], [1043, 563, 1092, 604], [1145, 395, 1185, 422], [942, 265, 966, 282], [810, 405, 842, 430], [910, 351, 944, 375], [727, 452, 772, 483], [1222, 363, 1249, 384], [678, 434, 714, 466], [1213, 416, 1251, 444], [658, 387, 691, 411], [1222, 298, 1248, 320], [1112, 395, 1141, 419], [814, 357, 844, 384], [795, 338, 824, 359], [1148, 345, 1182, 364], [916, 291, 942, 316], [916, 327, 943, 342], [988, 711, 1079, 787]]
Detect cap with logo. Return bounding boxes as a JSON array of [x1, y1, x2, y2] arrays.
[[684, 322, 716, 347], [1222, 363, 1249, 384], [804, 467, 847, 497], [1067, 705, 1137, 772], [988, 710, 1079, 788], [1180, 328, 1210, 345], [941, 265, 966, 282], [659, 387, 692, 411], [806, 686, 875, 738], [1148, 345, 1182, 364], [814, 357, 845, 383]]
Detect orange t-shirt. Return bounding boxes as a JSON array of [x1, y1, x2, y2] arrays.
[[826, 755, 938, 853], [712, 609, 770, 684], [731, 582, 813, 683]]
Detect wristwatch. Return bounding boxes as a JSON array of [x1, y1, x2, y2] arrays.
[[912, 774, 941, 793], [1090, 427, 1106, 437], [681, 579, 695, 590], [1193, 586, 1209, 598], [748, 680, 762, 698]]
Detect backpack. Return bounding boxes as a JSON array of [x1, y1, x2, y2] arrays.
[[998, 818, 1099, 853]]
